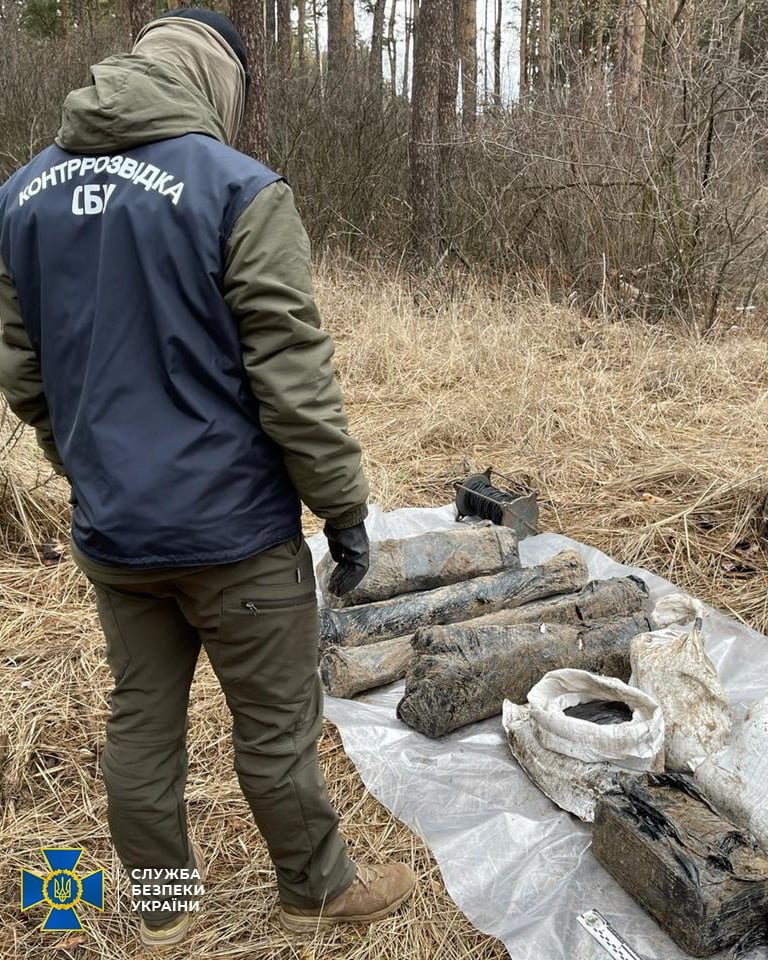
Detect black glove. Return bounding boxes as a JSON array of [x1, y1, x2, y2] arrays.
[[324, 521, 370, 597]]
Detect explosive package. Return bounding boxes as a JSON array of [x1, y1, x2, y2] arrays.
[[317, 516, 656, 717], [593, 775, 768, 957], [498, 610, 768, 956], [314, 507, 768, 957], [317, 504, 658, 731]]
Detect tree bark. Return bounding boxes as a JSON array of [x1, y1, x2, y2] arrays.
[[127, 0, 154, 42], [618, 0, 648, 102], [594, 0, 607, 70], [538, 0, 551, 89], [329, 0, 356, 73], [438, 0, 459, 134], [340, 0, 356, 66], [461, 0, 477, 127], [519, 0, 529, 100], [402, 0, 413, 98], [411, 0, 451, 263], [493, 0, 502, 104], [312, 0, 322, 75], [72, 0, 94, 31], [729, 0, 745, 63], [265, 0, 276, 58], [482, 0, 489, 102], [277, 0, 292, 76], [437, 0, 459, 244], [387, 0, 398, 93], [297, 0, 306, 65], [231, 0, 269, 160], [663, 0, 682, 78], [327, 0, 341, 73], [370, 0, 387, 89]]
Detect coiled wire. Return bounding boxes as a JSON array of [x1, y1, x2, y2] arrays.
[[455, 472, 524, 524]]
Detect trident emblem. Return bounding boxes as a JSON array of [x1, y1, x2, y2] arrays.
[[53, 875, 72, 903]]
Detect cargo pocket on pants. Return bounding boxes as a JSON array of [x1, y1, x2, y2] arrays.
[[216, 579, 319, 705]]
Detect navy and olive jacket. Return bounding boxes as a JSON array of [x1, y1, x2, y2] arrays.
[[0, 55, 368, 568]]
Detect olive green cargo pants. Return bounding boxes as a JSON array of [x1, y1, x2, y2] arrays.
[[80, 536, 355, 927]]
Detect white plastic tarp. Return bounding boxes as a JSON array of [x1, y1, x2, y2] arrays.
[[308, 505, 768, 960]]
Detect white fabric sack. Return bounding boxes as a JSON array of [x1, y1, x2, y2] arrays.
[[503, 700, 631, 822], [630, 618, 732, 773], [695, 693, 768, 852], [650, 592, 706, 629], [526, 668, 665, 771]]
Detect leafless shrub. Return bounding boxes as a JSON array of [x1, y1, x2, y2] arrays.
[[445, 61, 768, 329], [0, 13, 125, 181], [1, 16, 767, 326]]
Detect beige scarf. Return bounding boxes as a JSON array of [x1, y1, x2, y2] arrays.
[[133, 17, 245, 146]]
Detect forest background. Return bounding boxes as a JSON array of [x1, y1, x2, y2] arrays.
[[2, 0, 768, 325]]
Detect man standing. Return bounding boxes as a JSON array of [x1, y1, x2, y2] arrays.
[[0, 10, 414, 949]]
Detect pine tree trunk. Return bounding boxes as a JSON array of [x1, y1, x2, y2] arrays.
[[297, 0, 306, 65], [730, 0, 745, 62], [438, 0, 458, 206], [402, 0, 413, 98], [493, 0, 502, 104], [127, 0, 154, 42], [410, 0, 444, 264], [266, 0, 276, 58], [387, 0, 398, 93], [519, 0, 529, 100], [70, 0, 92, 33], [482, 0, 489, 102], [438, 0, 458, 133], [312, 0, 322, 74], [370, 0, 387, 88], [538, 0, 551, 89], [231, 0, 269, 160], [328, 0, 341, 73], [277, 0, 292, 76], [461, 0, 477, 127], [622, 0, 647, 102], [663, 0, 680, 77], [594, 0, 607, 71], [340, 0, 356, 67]]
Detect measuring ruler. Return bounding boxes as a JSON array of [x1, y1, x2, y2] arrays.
[[578, 909, 644, 960]]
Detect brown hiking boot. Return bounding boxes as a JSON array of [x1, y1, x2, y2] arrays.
[[279, 862, 416, 933], [139, 842, 205, 950]]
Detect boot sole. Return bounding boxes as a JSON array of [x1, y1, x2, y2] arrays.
[[138, 842, 205, 950], [278, 885, 415, 934]]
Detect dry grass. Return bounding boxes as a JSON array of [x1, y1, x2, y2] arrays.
[[3, 264, 768, 959]]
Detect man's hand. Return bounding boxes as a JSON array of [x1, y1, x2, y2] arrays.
[[324, 521, 369, 597]]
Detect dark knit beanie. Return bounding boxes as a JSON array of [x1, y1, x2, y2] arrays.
[[154, 8, 251, 92]]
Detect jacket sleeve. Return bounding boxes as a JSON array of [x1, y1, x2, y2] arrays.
[[223, 180, 369, 528], [0, 253, 65, 475]]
